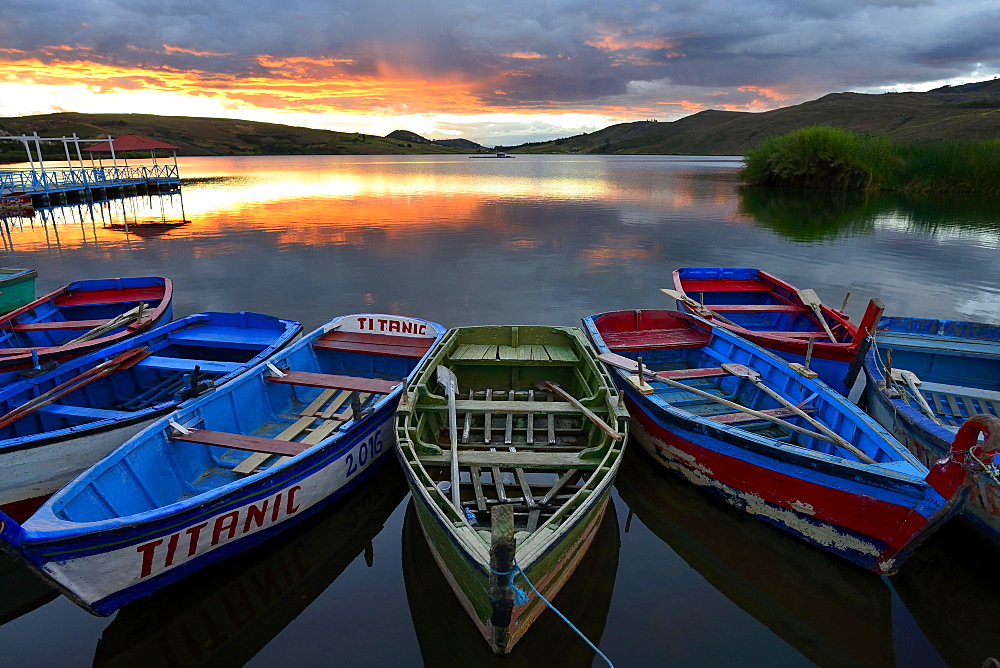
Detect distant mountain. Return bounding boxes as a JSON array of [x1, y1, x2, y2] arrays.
[[386, 130, 485, 150], [509, 79, 1000, 155], [0, 113, 479, 161]]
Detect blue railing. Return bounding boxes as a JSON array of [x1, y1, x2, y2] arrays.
[[0, 164, 179, 194]]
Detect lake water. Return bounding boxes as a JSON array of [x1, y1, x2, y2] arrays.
[[1, 154, 998, 666]]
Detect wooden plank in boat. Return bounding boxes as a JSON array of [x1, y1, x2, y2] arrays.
[[450, 344, 497, 361], [544, 345, 579, 363], [136, 356, 243, 374], [55, 287, 163, 306], [419, 450, 600, 470], [657, 367, 728, 380], [708, 304, 810, 313], [679, 279, 773, 293], [708, 406, 814, 425], [265, 371, 398, 394], [10, 319, 110, 331], [918, 380, 1000, 403], [173, 430, 310, 456], [313, 331, 436, 358], [425, 399, 585, 414], [602, 328, 710, 351], [776, 331, 834, 339]]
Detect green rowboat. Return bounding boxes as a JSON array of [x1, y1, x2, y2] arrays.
[[395, 325, 627, 656], [0, 268, 36, 314]]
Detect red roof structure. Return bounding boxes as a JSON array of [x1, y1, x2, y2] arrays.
[[84, 134, 180, 152]]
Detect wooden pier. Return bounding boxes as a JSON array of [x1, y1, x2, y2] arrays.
[[0, 133, 181, 206]]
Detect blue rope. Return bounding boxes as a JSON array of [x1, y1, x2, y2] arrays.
[[511, 559, 614, 667]]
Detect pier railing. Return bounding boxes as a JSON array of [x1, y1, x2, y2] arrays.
[[0, 164, 180, 195]]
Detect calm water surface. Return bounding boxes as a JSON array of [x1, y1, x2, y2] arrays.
[[1, 154, 998, 667]]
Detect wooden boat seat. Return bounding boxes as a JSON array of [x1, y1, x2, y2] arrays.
[[264, 370, 399, 394], [708, 406, 815, 426], [232, 389, 365, 475], [418, 450, 601, 470], [774, 331, 834, 339], [655, 367, 728, 380], [602, 328, 711, 352], [167, 327, 283, 349], [135, 356, 243, 374], [449, 344, 579, 364], [313, 331, 436, 358], [55, 288, 163, 307], [10, 319, 111, 331], [709, 304, 810, 313], [426, 399, 585, 414], [679, 279, 773, 293], [172, 429, 311, 457], [34, 403, 135, 420]]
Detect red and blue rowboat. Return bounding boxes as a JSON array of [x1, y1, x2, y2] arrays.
[[0, 276, 173, 378], [671, 268, 883, 395], [0, 313, 445, 615], [583, 309, 998, 573]]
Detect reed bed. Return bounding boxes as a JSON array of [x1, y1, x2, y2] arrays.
[[742, 126, 1000, 192]]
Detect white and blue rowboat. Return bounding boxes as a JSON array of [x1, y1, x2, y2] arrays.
[[584, 309, 999, 574], [0, 311, 301, 520], [863, 316, 1000, 550], [0, 313, 444, 615]]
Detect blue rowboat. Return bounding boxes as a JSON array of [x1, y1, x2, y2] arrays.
[[583, 309, 998, 573], [0, 276, 173, 379], [863, 316, 1000, 550], [670, 268, 884, 395], [0, 313, 444, 615], [0, 311, 301, 519], [0, 268, 37, 315]]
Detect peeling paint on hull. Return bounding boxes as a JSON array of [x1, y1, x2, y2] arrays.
[[626, 400, 953, 574]]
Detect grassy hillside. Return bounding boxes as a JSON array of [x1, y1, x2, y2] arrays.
[[0, 112, 479, 162], [514, 80, 1000, 155]]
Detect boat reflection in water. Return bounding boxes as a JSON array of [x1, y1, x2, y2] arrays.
[[892, 523, 1000, 668], [615, 449, 895, 668], [402, 497, 620, 667], [0, 551, 57, 628], [92, 462, 408, 667]]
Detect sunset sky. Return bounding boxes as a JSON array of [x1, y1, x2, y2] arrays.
[[1, 0, 997, 145]]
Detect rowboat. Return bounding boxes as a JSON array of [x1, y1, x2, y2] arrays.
[[862, 316, 1000, 549], [395, 325, 628, 656], [93, 462, 408, 667], [0, 313, 444, 615], [0, 268, 37, 315], [0, 311, 301, 520], [615, 449, 894, 667], [670, 267, 884, 394], [402, 495, 620, 667], [0, 276, 173, 378], [583, 308, 999, 573]]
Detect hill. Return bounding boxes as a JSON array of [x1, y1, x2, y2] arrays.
[[0, 113, 482, 161], [511, 79, 1000, 155]]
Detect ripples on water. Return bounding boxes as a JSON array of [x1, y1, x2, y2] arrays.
[[1, 155, 998, 666]]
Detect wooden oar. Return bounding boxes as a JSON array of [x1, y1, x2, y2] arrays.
[[660, 289, 739, 327], [721, 362, 877, 464], [533, 380, 623, 441], [597, 352, 842, 448], [893, 369, 945, 427], [65, 303, 148, 345], [0, 347, 151, 429], [436, 365, 462, 512], [796, 289, 838, 343]]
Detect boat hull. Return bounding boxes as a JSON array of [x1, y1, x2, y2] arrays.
[[3, 408, 394, 615], [622, 391, 958, 573], [0, 269, 37, 315], [862, 320, 1000, 550], [402, 460, 613, 654], [0, 416, 155, 510]]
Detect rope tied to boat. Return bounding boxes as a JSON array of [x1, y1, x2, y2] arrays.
[[489, 566, 528, 605], [510, 559, 615, 667]]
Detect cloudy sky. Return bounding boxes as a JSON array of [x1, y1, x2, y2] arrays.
[[1, 0, 997, 145]]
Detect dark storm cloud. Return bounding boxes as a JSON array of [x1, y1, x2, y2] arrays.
[[1, 0, 997, 114]]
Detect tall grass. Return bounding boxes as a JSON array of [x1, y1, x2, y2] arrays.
[[742, 126, 1000, 192]]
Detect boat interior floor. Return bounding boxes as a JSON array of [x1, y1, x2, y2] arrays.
[[417, 386, 605, 533]]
